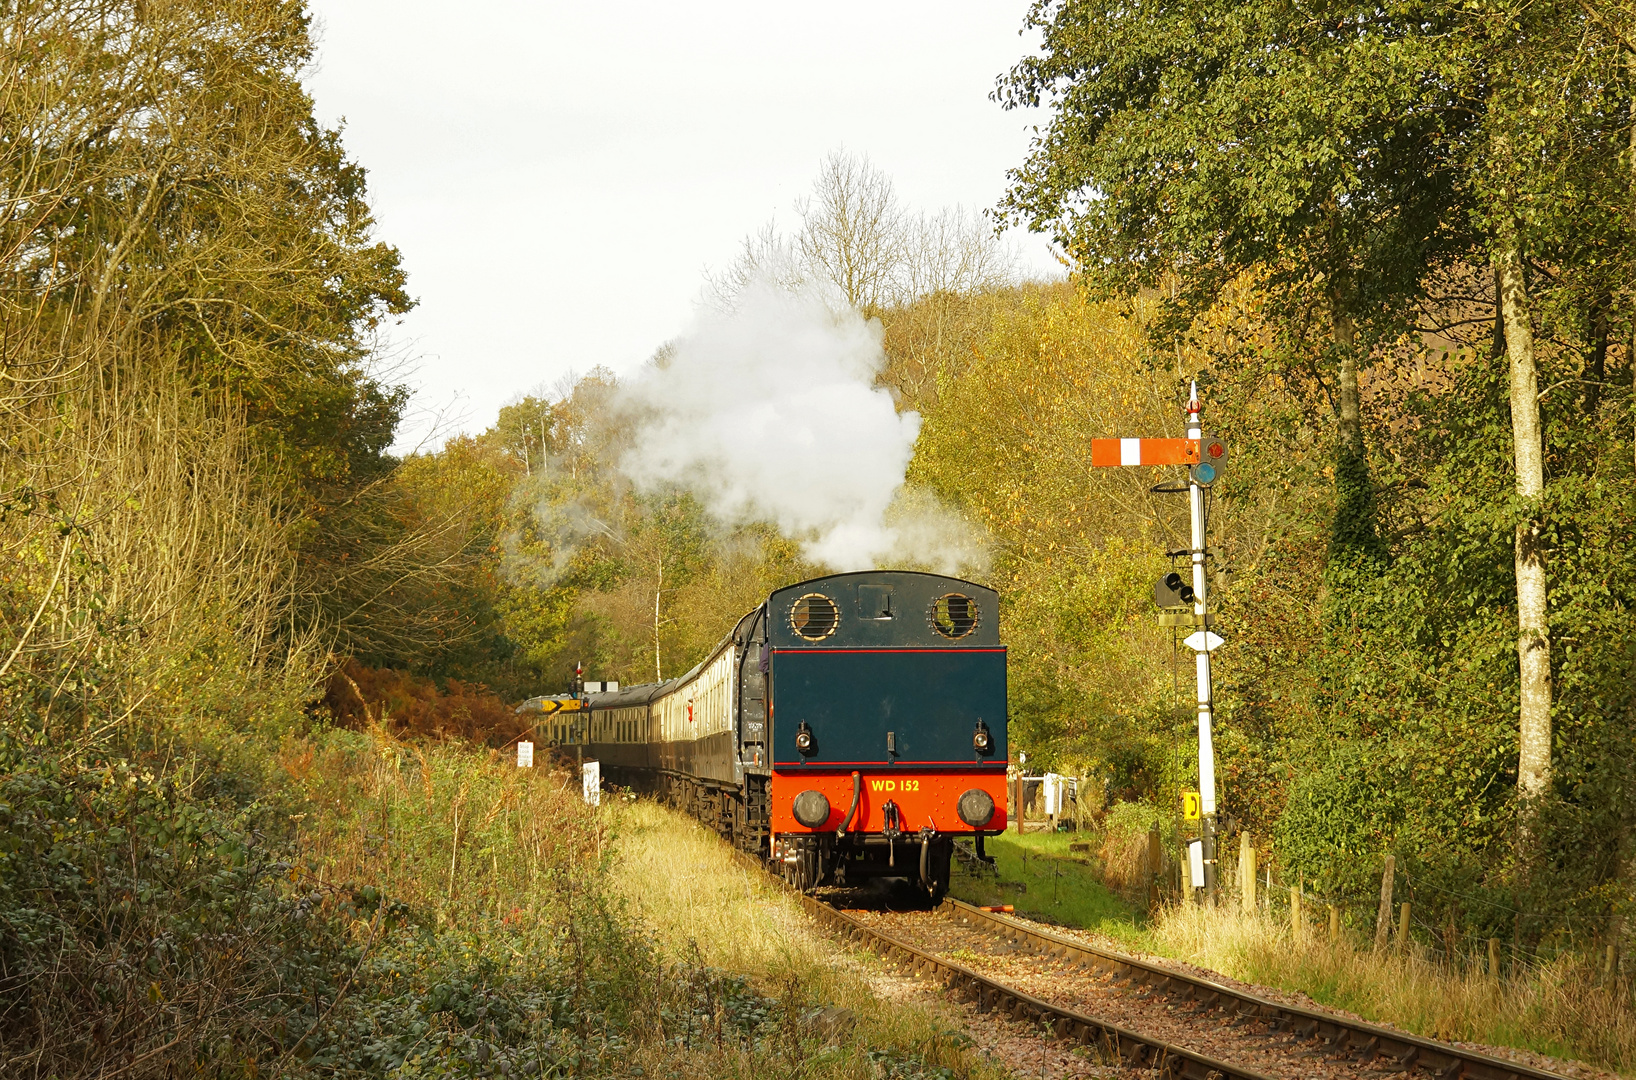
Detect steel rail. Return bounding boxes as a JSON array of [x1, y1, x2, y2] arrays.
[[729, 848, 1264, 1079], [727, 827, 1573, 1080], [790, 890, 1274, 1080], [940, 897, 1571, 1080]]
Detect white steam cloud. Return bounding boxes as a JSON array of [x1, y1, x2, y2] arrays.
[[616, 280, 987, 575]]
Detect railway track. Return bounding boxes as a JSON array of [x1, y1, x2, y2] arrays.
[[791, 887, 1272, 1080], [792, 885, 1580, 1080]]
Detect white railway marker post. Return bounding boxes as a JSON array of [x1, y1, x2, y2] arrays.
[[1090, 382, 1227, 900]]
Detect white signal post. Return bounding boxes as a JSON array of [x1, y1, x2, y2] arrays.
[[1185, 384, 1219, 899], [1088, 383, 1224, 901]]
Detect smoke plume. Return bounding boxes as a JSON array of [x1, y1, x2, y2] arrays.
[[616, 280, 987, 575]]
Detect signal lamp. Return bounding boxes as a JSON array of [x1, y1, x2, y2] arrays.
[[1192, 436, 1226, 487], [1154, 571, 1197, 609], [973, 720, 993, 755], [794, 722, 816, 755]]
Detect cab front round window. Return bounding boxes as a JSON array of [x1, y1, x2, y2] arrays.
[[929, 593, 979, 639], [790, 593, 839, 640]]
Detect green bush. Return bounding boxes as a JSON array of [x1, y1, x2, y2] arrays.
[[0, 736, 358, 1072]]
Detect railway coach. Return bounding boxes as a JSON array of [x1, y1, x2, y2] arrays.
[[576, 569, 1009, 899]]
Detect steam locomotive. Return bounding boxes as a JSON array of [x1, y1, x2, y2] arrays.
[[569, 569, 1009, 899]]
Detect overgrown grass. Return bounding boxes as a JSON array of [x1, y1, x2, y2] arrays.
[[606, 798, 837, 976], [606, 796, 1005, 1078], [1, 714, 1007, 1078], [954, 828, 1636, 1074], [1153, 901, 1636, 1074], [290, 732, 1003, 1079], [948, 830, 1145, 938]]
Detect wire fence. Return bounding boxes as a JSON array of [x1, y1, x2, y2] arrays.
[[1183, 838, 1628, 978], [1001, 782, 1627, 978]]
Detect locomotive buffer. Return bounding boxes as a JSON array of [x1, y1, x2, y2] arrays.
[[1090, 383, 1227, 898]]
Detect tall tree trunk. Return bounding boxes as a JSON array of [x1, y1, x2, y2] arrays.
[[653, 554, 664, 682], [1333, 301, 1361, 454], [1326, 295, 1380, 567], [1585, 294, 1609, 415], [1496, 221, 1552, 803]]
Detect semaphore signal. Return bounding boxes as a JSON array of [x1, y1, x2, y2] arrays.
[[1091, 382, 1225, 901], [1087, 435, 1225, 469]]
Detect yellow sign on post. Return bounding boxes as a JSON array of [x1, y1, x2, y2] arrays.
[[516, 696, 583, 716], [1181, 791, 1202, 821]]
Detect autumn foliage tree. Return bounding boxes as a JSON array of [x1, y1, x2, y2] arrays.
[[992, 0, 1636, 922]]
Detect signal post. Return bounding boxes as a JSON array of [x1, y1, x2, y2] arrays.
[[1183, 390, 1223, 896], [1090, 383, 1226, 900]]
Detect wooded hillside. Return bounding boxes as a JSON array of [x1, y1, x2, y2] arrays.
[[413, 8, 1636, 955], [4, 0, 1635, 1072]]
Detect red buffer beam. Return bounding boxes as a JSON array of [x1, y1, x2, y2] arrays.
[[1089, 438, 1201, 467]]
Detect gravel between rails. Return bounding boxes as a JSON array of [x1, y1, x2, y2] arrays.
[[859, 961, 1143, 1079], [841, 906, 1521, 1080]]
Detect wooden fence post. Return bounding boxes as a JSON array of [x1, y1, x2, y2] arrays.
[[1290, 885, 1302, 937], [1328, 904, 1340, 940], [1014, 773, 1024, 834], [1147, 824, 1163, 911], [1489, 937, 1501, 978], [1373, 854, 1395, 953], [1397, 901, 1411, 952], [1239, 832, 1256, 914]]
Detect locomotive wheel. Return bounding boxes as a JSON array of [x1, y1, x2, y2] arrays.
[[787, 845, 820, 893]]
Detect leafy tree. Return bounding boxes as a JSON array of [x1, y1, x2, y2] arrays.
[[993, 0, 1467, 468], [0, 0, 418, 721], [993, 0, 1636, 845]]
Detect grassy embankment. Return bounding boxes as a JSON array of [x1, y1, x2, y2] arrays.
[[948, 830, 1145, 939], [953, 827, 1636, 1074], [1154, 902, 1636, 1073], [290, 730, 1001, 1079]]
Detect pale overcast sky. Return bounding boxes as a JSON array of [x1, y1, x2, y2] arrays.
[[303, 1, 1061, 449]]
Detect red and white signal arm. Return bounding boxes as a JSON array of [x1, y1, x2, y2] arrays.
[[1089, 436, 1226, 468]]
